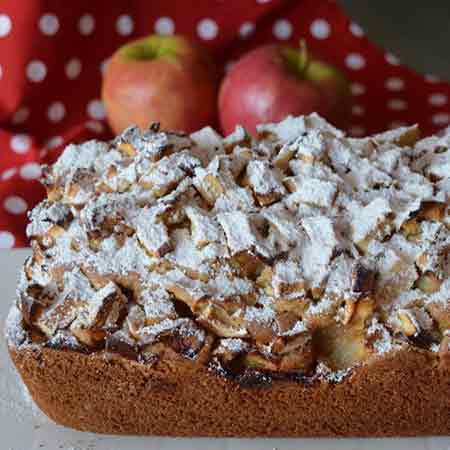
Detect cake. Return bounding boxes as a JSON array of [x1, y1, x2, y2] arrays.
[[6, 114, 450, 436]]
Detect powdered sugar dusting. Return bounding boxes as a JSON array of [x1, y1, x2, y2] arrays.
[[9, 114, 449, 381]]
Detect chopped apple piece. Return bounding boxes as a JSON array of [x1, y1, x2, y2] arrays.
[[284, 174, 337, 208], [197, 302, 248, 338], [417, 201, 445, 222], [117, 142, 136, 157], [244, 352, 278, 371], [417, 273, 442, 294], [371, 124, 420, 147], [185, 206, 222, 248], [397, 309, 418, 337]]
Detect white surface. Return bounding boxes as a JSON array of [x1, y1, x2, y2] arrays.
[[1, 249, 449, 450]]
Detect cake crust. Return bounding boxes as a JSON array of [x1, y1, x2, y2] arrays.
[[9, 344, 450, 437]]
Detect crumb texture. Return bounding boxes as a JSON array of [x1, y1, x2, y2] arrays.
[[9, 346, 450, 436]]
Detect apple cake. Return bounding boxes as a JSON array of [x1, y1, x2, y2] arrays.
[[6, 114, 450, 436]]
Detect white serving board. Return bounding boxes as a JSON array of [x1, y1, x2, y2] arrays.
[[1, 249, 449, 450]]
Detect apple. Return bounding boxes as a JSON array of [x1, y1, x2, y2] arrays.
[[102, 35, 218, 134], [219, 42, 351, 136]]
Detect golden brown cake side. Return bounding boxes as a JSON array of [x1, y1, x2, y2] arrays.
[[9, 344, 450, 437]]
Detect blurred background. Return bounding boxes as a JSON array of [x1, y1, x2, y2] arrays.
[[340, 0, 450, 79]]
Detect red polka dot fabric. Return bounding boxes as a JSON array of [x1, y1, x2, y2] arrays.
[[0, 0, 449, 248]]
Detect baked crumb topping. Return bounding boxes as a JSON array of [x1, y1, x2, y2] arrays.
[[8, 114, 450, 382]]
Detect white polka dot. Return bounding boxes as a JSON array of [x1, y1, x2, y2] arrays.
[[87, 99, 106, 120], [345, 53, 366, 70], [387, 99, 407, 111], [349, 22, 364, 37], [20, 162, 42, 180], [100, 57, 111, 75], [45, 135, 63, 149], [425, 74, 440, 83], [239, 21, 255, 39], [39, 149, 48, 159], [273, 19, 292, 40], [1, 167, 17, 181], [78, 14, 95, 35], [38, 13, 59, 36], [385, 52, 400, 65], [310, 19, 330, 39], [10, 134, 31, 154], [350, 83, 366, 95], [349, 125, 366, 137], [432, 113, 450, 126], [0, 14, 12, 38], [47, 101, 66, 123], [116, 14, 134, 36], [0, 231, 15, 249], [351, 105, 365, 116], [65, 58, 82, 79], [154, 17, 175, 36], [26, 60, 47, 82], [256, 0, 271, 3], [389, 120, 407, 129], [11, 107, 30, 125], [224, 61, 236, 73], [197, 18, 218, 40], [85, 120, 104, 133], [429, 93, 447, 107], [4, 196, 27, 215], [385, 77, 404, 91], [0, 64, 3, 79]]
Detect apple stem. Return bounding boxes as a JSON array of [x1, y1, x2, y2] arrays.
[[298, 39, 310, 76]]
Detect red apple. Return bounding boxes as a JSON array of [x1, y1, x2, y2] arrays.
[[219, 42, 351, 135], [102, 35, 218, 134]]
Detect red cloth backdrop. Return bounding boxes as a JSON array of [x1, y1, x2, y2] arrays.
[[0, 0, 448, 248]]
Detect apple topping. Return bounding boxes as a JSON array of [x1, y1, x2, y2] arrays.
[[397, 309, 420, 337], [197, 301, 248, 338], [139, 150, 201, 197], [18, 281, 56, 326], [243, 352, 278, 371], [315, 298, 375, 370], [221, 126, 251, 154], [213, 338, 250, 365], [70, 282, 126, 346], [134, 206, 171, 257], [185, 206, 222, 248], [106, 329, 140, 359], [36, 297, 82, 338], [193, 155, 243, 205], [416, 273, 442, 294], [117, 142, 137, 157], [26, 200, 73, 239], [351, 262, 376, 297], [273, 144, 296, 171], [272, 261, 306, 298], [292, 130, 329, 163], [284, 174, 338, 208], [371, 124, 420, 147], [19, 114, 450, 378], [217, 211, 272, 258], [426, 299, 450, 332], [140, 286, 177, 325], [244, 160, 286, 206], [126, 304, 146, 339], [351, 197, 393, 250], [401, 219, 421, 240]]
